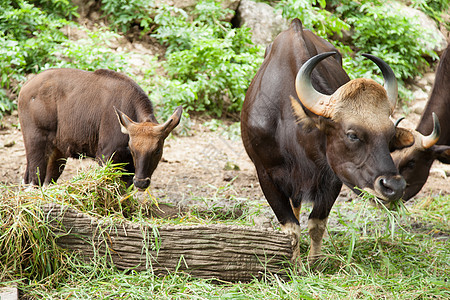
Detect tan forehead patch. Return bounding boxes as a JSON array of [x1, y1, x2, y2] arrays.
[[128, 122, 162, 151], [332, 78, 392, 131], [128, 122, 160, 135]]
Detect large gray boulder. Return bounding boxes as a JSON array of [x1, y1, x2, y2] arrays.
[[236, 0, 288, 47]]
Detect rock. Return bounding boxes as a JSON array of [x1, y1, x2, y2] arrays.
[[411, 99, 427, 115], [60, 25, 89, 41], [415, 76, 429, 89], [236, 0, 288, 47], [220, 0, 240, 22], [423, 72, 436, 86], [107, 35, 129, 50], [430, 167, 448, 179], [156, 0, 198, 10], [72, 0, 100, 20], [132, 42, 152, 54], [127, 55, 147, 69]]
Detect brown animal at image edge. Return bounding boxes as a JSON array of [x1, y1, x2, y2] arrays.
[[18, 68, 182, 189], [393, 43, 450, 200], [241, 18, 414, 263]]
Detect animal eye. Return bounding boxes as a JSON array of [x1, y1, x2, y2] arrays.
[[405, 160, 415, 169], [346, 131, 359, 142], [400, 160, 416, 173]]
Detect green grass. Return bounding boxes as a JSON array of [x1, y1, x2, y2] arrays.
[[0, 162, 448, 299]]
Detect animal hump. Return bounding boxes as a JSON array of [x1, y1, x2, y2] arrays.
[[94, 69, 135, 84]]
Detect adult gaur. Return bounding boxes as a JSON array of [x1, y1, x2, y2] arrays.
[[241, 19, 414, 262]]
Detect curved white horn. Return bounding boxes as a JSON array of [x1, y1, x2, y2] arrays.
[[421, 112, 440, 149], [295, 52, 335, 117]]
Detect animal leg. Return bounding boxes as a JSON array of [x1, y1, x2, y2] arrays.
[[307, 217, 328, 263], [23, 162, 31, 185], [256, 168, 301, 258], [23, 136, 49, 185], [306, 186, 339, 264], [44, 148, 66, 184]]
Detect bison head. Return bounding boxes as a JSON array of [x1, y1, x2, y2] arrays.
[[114, 106, 183, 190], [392, 113, 450, 200], [291, 52, 414, 202]]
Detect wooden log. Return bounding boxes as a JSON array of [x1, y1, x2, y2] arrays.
[[41, 203, 294, 282]]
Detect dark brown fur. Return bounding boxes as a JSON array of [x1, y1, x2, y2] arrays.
[[393, 44, 450, 200], [241, 19, 412, 261]]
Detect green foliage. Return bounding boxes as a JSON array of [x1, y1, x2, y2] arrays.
[[1, 0, 447, 118], [152, 0, 263, 117], [0, 0, 73, 116], [0, 89, 16, 117], [334, 0, 440, 77], [100, 0, 155, 33], [29, 0, 79, 19], [48, 27, 129, 71], [203, 119, 241, 141], [152, 5, 196, 54], [0, 0, 69, 72], [275, 0, 439, 105], [0, 36, 26, 89], [0, 1, 157, 118], [349, 2, 438, 78], [275, 0, 350, 38], [412, 0, 450, 25]]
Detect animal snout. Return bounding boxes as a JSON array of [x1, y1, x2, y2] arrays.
[[133, 177, 151, 190], [374, 175, 406, 202]]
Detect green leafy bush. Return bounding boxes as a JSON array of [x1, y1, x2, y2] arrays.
[[0, 0, 73, 116], [0, 1, 156, 118], [0, 0, 69, 73], [412, 0, 450, 25], [2, 0, 446, 119], [152, 5, 195, 54], [48, 28, 129, 71], [29, 0, 79, 19], [275, 0, 350, 38], [152, 0, 263, 117], [163, 30, 262, 116], [349, 3, 438, 77], [100, 0, 155, 33]]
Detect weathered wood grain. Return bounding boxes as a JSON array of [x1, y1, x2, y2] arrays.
[[42, 203, 294, 281]]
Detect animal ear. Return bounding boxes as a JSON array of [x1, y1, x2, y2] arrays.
[[158, 105, 183, 137], [317, 116, 335, 132], [114, 107, 134, 135], [390, 127, 415, 151], [289, 96, 317, 129], [433, 145, 450, 164]]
